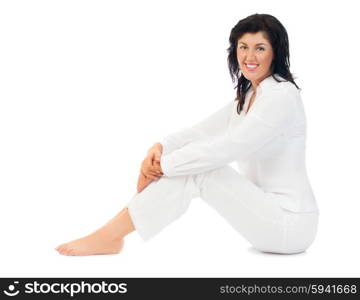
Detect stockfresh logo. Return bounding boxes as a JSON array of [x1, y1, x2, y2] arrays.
[[3, 281, 20, 297]]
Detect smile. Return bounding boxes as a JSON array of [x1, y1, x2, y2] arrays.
[[245, 63, 259, 71]]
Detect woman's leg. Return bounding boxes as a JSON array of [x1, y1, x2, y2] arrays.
[[56, 164, 318, 256], [126, 165, 288, 251], [126, 165, 318, 254], [55, 207, 135, 256]]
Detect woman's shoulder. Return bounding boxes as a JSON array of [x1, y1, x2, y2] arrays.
[[260, 77, 301, 109], [271, 75, 300, 95]]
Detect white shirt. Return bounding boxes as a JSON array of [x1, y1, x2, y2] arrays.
[[160, 74, 319, 213]]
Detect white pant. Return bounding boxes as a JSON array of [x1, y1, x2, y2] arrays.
[[126, 165, 319, 254]]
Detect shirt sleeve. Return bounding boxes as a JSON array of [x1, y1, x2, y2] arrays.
[[160, 86, 298, 177], [160, 101, 234, 155]]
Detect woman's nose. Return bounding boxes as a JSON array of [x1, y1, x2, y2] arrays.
[[245, 50, 257, 60]]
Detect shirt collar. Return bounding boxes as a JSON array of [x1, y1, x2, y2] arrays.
[[255, 73, 286, 95]]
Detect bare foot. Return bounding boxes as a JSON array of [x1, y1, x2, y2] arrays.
[[55, 207, 134, 256], [55, 229, 124, 256]]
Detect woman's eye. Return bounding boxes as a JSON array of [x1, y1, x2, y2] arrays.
[[238, 46, 265, 51]]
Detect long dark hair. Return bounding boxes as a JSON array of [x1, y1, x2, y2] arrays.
[[227, 13, 300, 115]]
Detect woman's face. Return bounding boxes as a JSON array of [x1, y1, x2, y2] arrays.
[[237, 31, 274, 85]]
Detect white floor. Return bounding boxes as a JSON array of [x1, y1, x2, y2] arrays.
[[1, 197, 358, 278]]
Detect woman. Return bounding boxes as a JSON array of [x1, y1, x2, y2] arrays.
[[55, 13, 319, 256]]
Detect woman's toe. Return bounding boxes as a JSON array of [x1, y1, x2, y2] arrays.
[[56, 244, 64, 252], [59, 245, 69, 255], [65, 249, 72, 255], [60, 245, 68, 253], [63, 247, 73, 255]]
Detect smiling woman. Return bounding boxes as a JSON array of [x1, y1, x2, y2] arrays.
[[236, 31, 274, 112], [238, 34, 273, 79], [55, 13, 319, 257], [227, 13, 299, 115]]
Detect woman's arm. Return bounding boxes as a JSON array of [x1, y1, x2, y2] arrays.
[[159, 87, 298, 177], [161, 101, 234, 155]]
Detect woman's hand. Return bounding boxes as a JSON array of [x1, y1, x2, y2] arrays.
[[136, 171, 154, 193], [137, 143, 164, 193], [141, 143, 164, 180]]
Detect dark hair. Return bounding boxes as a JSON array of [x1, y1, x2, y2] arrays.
[[227, 13, 300, 115]]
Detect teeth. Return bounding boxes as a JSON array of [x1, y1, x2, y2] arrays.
[[246, 64, 258, 68]]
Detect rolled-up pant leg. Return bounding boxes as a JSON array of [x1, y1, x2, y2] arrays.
[[125, 165, 319, 254]]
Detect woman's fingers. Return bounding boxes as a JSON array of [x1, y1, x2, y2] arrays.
[[146, 174, 158, 180], [139, 151, 164, 182], [142, 156, 155, 174], [149, 170, 161, 176], [145, 167, 163, 177], [137, 172, 152, 193], [142, 156, 163, 176], [153, 163, 163, 174], [141, 167, 159, 177], [139, 168, 157, 181]]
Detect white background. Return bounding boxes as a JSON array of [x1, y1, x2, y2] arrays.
[[0, 0, 359, 277]]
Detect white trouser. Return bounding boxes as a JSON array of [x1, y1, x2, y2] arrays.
[[125, 165, 319, 254]]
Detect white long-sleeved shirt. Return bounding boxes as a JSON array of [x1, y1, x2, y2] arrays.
[[160, 74, 319, 213]]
